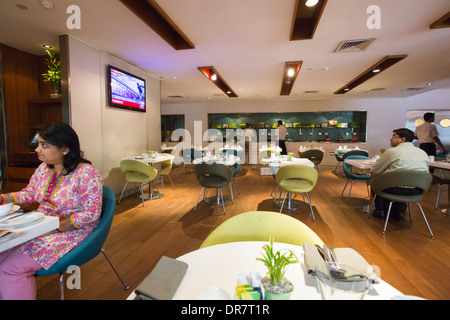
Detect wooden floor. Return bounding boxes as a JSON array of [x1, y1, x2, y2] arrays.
[[36, 164, 450, 300]]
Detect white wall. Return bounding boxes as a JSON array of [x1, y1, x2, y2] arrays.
[[162, 89, 450, 159], [67, 36, 161, 194]]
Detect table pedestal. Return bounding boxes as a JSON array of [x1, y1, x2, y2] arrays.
[[205, 189, 231, 205]]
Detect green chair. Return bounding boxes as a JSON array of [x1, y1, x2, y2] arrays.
[[157, 153, 175, 196], [368, 170, 434, 237], [275, 165, 318, 221], [299, 149, 324, 170], [259, 149, 280, 166], [200, 211, 324, 249], [118, 159, 158, 206], [194, 163, 233, 214]]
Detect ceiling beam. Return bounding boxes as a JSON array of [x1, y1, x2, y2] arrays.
[[119, 0, 195, 50], [430, 11, 450, 29], [290, 0, 328, 41], [334, 55, 408, 94], [198, 66, 238, 98], [280, 61, 303, 96]]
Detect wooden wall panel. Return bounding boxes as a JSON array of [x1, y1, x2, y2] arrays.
[[2, 45, 40, 155]]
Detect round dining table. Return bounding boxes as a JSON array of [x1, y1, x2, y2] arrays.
[[171, 241, 403, 300]]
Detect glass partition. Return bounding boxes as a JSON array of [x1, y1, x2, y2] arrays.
[[161, 114, 185, 141]]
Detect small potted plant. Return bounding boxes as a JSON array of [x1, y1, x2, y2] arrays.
[[256, 236, 297, 300], [42, 50, 61, 98]]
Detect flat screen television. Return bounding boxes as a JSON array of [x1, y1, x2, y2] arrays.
[[108, 65, 146, 112]]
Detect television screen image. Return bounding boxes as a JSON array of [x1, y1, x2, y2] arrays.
[[108, 65, 146, 112]]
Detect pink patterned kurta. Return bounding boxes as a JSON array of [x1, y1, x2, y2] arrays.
[[9, 162, 103, 270]]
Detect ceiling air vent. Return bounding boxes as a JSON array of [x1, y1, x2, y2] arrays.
[[167, 95, 185, 99], [334, 38, 375, 53]]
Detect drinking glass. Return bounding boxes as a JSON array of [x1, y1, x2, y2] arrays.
[[315, 262, 369, 300]]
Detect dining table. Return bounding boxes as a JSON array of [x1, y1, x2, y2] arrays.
[[130, 153, 175, 200], [0, 213, 59, 253], [128, 241, 404, 300]]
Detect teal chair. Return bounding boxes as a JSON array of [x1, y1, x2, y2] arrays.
[[342, 155, 371, 201], [35, 186, 129, 299]]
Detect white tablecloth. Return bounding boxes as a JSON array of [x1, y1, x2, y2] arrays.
[[172, 242, 403, 300]]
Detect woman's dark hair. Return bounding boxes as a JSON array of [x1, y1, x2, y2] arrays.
[[38, 122, 91, 174]]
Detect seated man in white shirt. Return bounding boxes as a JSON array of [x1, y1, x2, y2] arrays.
[[371, 128, 429, 220]]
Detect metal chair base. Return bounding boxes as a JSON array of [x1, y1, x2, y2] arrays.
[[55, 248, 128, 300]]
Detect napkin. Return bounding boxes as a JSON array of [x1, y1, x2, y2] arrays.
[[134, 256, 189, 300], [303, 242, 379, 284]]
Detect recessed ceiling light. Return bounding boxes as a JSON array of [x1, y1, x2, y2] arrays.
[[40, 1, 54, 9], [42, 44, 52, 49], [210, 74, 217, 81], [427, 83, 433, 86], [305, 0, 319, 7], [372, 66, 381, 73]]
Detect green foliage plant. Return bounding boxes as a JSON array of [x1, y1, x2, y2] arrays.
[[256, 236, 298, 286], [42, 50, 61, 94]]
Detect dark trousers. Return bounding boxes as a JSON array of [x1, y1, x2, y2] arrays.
[[279, 140, 287, 155], [419, 143, 436, 156], [373, 187, 422, 215]]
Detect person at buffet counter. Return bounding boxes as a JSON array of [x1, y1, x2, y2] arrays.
[[275, 120, 287, 155], [370, 128, 429, 220], [0, 122, 103, 300], [414, 112, 447, 157]]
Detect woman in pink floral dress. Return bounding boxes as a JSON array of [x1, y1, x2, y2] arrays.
[[0, 122, 102, 300]]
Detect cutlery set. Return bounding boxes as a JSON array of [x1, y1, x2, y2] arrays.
[[315, 244, 366, 281]]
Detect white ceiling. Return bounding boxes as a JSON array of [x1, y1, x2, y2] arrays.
[[1, 0, 449, 104]]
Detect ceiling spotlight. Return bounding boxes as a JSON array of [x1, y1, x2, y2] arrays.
[[40, 0, 54, 9], [42, 44, 52, 49], [372, 66, 381, 73], [427, 83, 433, 86], [305, 0, 319, 7], [210, 74, 217, 81], [287, 69, 295, 77], [344, 87, 350, 91]]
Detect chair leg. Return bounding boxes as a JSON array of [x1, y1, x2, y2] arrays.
[[194, 187, 205, 211], [229, 183, 234, 204], [101, 248, 129, 290], [435, 184, 441, 209], [416, 203, 434, 238], [167, 174, 175, 189], [59, 273, 65, 300], [341, 180, 349, 198], [366, 194, 377, 218], [118, 182, 129, 204], [219, 188, 226, 215], [382, 202, 394, 234], [306, 192, 316, 222], [348, 180, 354, 201], [140, 184, 145, 207], [279, 192, 288, 213], [233, 178, 240, 194], [160, 176, 165, 196]]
